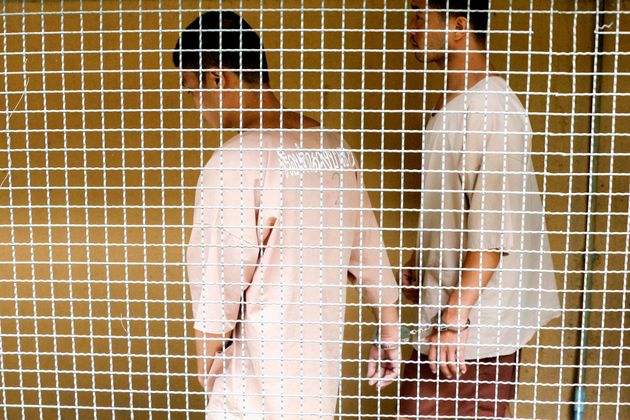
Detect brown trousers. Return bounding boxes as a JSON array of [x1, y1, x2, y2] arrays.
[[399, 350, 519, 419]]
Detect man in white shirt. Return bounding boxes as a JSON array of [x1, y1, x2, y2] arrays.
[[399, 0, 560, 417]]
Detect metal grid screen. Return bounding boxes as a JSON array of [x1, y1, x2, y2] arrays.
[[0, 1, 628, 419]]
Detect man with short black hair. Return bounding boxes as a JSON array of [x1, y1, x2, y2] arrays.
[[399, 0, 560, 417], [176, 11, 400, 419]]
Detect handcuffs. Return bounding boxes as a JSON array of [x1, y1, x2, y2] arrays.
[[375, 311, 471, 350]]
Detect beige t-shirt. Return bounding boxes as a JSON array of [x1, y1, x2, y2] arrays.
[[415, 76, 560, 360], [187, 129, 398, 419]]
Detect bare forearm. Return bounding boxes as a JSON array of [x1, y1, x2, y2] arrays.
[[444, 251, 501, 324], [372, 305, 400, 343]]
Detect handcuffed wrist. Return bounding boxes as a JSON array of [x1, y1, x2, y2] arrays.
[[432, 310, 470, 332], [372, 326, 400, 349], [379, 342, 399, 351], [441, 307, 470, 325]]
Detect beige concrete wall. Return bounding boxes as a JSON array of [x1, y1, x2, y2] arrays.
[[0, 0, 627, 418]]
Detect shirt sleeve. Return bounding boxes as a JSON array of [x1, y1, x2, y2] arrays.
[[463, 104, 530, 254], [348, 175, 399, 306], [186, 151, 260, 334]]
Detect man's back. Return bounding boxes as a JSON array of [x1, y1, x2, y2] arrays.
[[187, 129, 397, 418]]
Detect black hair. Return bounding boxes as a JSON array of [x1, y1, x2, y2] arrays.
[[173, 11, 270, 85], [428, 0, 489, 43]]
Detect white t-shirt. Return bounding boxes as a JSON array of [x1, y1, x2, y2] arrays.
[[187, 129, 398, 419], [415, 76, 561, 359]]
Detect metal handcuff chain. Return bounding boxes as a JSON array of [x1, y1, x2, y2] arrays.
[[375, 313, 471, 350]]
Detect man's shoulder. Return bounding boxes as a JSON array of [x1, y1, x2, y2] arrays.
[[221, 131, 266, 153], [466, 77, 527, 116], [205, 132, 266, 171]]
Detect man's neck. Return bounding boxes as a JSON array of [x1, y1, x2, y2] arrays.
[[439, 51, 494, 103], [239, 87, 283, 130], [237, 90, 320, 131]]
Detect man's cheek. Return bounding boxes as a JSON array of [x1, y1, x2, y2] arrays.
[[415, 34, 426, 47], [201, 111, 217, 128], [190, 92, 201, 109]]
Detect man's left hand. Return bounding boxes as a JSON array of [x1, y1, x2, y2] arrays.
[[424, 326, 468, 379], [367, 344, 401, 389]]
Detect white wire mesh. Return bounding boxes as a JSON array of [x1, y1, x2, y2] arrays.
[[0, 0, 628, 419]]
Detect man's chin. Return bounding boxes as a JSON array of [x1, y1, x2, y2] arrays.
[[413, 52, 430, 63]]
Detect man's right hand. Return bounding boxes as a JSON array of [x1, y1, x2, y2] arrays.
[[399, 252, 420, 304]]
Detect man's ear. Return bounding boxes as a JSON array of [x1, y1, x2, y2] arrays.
[[203, 68, 223, 89], [453, 16, 469, 42]]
